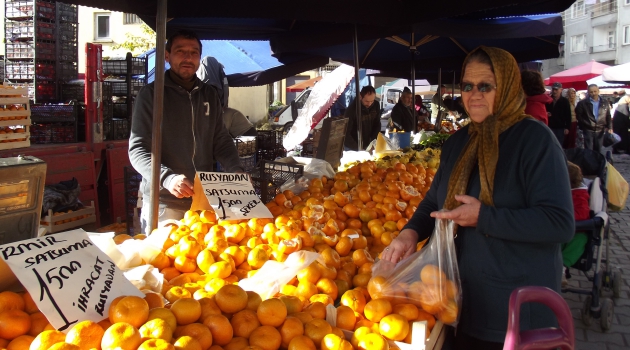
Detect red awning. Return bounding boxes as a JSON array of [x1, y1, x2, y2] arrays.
[[286, 76, 322, 92], [545, 60, 611, 90]]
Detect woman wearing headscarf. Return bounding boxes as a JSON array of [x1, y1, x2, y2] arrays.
[[565, 88, 578, 148], [381, 47, 574, 349]]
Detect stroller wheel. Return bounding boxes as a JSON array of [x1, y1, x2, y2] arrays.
[[612, 271, 621, 299], [582, 295, 593, 326], [601, 298, 614, 331]]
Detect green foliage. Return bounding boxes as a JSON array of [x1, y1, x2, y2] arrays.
[[112, 23, 156, 55]]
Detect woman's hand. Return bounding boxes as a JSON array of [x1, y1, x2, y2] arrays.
[[380, 229, 419, 263], [431, 195, 481, 227]]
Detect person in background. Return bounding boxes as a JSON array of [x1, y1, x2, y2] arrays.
[[222, 106, 257, 137], [415, 95, 430, 123], [129, 30, 244, 233], [613, 91, 620, 104], [576, 84, 612, 152], [381, 46, 573, 349], [431, 84, 448, 124], [561, 161, 590, 286], [391, 87, 416, 132], [546, 82, 572, 146], [520, 70, 552, 125], [564, 88, 578, 149], [343, 85, 380, 151], [613, 94, 630, 154]]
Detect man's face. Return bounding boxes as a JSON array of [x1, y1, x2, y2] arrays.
[[440, 87, 446, 95], [588, 86, 600, 101], [401, 93, 412, 107], [552, 87, 562, 99], [165, 37, 201, 80], [361, 92, 376, 108]]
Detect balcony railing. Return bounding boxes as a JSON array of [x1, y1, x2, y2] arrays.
[[590, 44, 617, 53], [591, 0, 617, 18]]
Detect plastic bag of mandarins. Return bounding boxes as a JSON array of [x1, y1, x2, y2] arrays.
[[370, 218, 462, 326]]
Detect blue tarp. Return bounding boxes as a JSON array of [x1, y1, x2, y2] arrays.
[[144, 40, 327, 86]]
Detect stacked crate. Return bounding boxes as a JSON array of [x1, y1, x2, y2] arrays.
[[0, 86, 31, 150], [103, 53, 147, 140], [55, 3, 78, 83], [3, 2, 77, 103]]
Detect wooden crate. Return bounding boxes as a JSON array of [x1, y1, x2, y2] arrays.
[[39, 201, 97, 234], [0, 87, 31, 150]]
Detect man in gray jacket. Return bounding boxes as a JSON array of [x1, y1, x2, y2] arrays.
[[129, 30, 244, 232]]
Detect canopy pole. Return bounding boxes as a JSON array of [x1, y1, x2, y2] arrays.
[[353, 24, 362, 150], [410, 31, 416, 133], [148, 0, 167, 233], [435, 68, 442, 132]]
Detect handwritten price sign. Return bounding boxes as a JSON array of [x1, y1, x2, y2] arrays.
[[198, 172, 273, 220], [0, 229, 143, 332]]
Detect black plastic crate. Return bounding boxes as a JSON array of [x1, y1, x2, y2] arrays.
[[257, 147, 287, 161], [30, 122, 75, 143], [250, 160, 303, 203], [256, 130, 283, 149], [103, 118, 130, 140], [234, 137, 257, 157], [103, 58, 147, 76], [124, 166, 142, 234], [57, 61, 78, 81], [217, 153, 257, 173], [58, 23, 77, 42], [109, 79, 145, 96], [61, 83, 84, 102], [58, 40, 78, 62], [56, 2, 77, 23], [113, 102, 132, 118], [103, 82, 113, 120], [31, 104, 77, 123]]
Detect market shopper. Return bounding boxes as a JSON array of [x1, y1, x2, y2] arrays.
[[564, 88, 579, 149], [613, 94, 630, 154], [129, 30, 244, 233], [343, 85, 381, 151], [546, 82, 572, 146], [391, 87, 416, 132], [520, 70, 552, 125], [431, 84, 448, 124], [576, 84, 612, 152], [381, 46, 574, 349]]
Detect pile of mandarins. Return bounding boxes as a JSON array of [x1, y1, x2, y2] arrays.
[[0, 154, 457, 349]]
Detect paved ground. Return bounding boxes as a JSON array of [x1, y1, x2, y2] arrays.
[[563, 153, 630, 350]]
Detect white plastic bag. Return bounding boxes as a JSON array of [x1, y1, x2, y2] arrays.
[[239, 250, 322, 300]]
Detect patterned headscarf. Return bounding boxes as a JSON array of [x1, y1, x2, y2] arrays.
[[444, 46, 530, 210]]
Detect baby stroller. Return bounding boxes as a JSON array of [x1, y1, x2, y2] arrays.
[[563, 148, 621, 331]]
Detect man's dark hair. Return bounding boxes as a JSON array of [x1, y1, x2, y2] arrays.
[[360, 85, 376, 97], [166, 30, 203, 53], [520, 70, 546, 96], [588, 84, 598, 90]]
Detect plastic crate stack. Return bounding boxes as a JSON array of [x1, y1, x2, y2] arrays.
[[29, 103, 78, 144], [124, 166, 142, 235], [3, 0, 71, 102], [256, 130, 287, 161], [103, 53, 147, 140], [216, 136, 258, 173], [55, 3, 78, 85]]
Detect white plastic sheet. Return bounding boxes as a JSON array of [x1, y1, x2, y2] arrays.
[[283, 64, 355, 151]]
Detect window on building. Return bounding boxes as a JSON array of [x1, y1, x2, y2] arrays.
[[624, 25, 630, 45], [608, 30, 616, 49], [572, 0, 585, 18], [124, 13, 141, 24], [571, 34, 587, 52], [95, 13, 110, 39]]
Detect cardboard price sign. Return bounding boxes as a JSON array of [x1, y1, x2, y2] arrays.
[[195, 172, 273, 220], [0, 229, 144, 332]]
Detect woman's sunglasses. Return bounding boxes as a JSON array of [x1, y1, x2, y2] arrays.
[[461, 82, 496, 93]]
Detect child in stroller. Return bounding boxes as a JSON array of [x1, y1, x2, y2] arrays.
[[562, 161, 590, 286]]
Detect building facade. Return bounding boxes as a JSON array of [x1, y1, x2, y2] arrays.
[[543, 0, 630, 78]]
